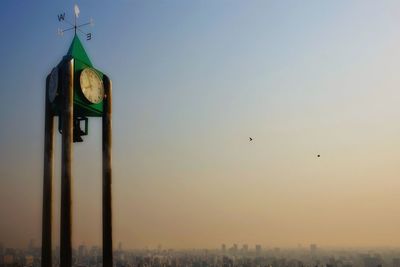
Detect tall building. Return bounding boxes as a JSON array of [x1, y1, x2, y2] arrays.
[[255, 245, 262, 254], [232, 244, 238, 254], [242, 244, 248, 253], [78, 244, 87, 259], [221, 244, 226, 253], [28, 239, 35, 252]]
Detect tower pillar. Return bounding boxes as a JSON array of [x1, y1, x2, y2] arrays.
[[41, 75, 54, 267], [60, 58, 74, 267], [102, 75, 113, 267]]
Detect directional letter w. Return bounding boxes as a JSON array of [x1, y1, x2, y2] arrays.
[[58, 13, 65, 22]]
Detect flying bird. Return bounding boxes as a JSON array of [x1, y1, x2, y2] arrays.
[[249, 137, 253, 142], [317, 154, 320, 158]]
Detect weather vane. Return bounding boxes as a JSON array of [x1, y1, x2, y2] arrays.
[[57, 4, 94, 41]]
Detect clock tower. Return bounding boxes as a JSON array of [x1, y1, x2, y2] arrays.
[[41, 8, 113, 267], [50, 35, 105, 117]]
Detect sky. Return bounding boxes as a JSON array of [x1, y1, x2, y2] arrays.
[[1, 0, 400, 250]]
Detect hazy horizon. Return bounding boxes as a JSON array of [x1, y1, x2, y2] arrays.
[[11, 243, 400, 252], [2, 0, 400, 250]]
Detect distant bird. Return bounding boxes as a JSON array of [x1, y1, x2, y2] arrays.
[[317, 154, 320, 158], [249, 137, 253, 142]]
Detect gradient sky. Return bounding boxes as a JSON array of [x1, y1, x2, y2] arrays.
[[1, 0, 400, 250]]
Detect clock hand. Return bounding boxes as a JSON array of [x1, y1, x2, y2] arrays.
[[88, 75, 92, 89]]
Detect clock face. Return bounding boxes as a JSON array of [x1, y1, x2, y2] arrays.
[[48, 67, 58, 102], [79, 68, 104, 104]]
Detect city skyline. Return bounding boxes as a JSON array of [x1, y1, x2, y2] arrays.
[[7, 239, 400, 251], [6, 239, 400, 252], [4, 241, 400, 267]]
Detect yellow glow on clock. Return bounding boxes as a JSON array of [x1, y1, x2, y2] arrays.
[[79, 68, 104, 104]]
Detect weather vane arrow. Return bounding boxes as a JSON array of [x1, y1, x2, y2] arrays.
[[57, 4, 94, 41]]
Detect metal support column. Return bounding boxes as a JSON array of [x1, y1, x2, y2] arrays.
[[60, 58, 74, 267], [42, 75, 54, 267], [102, 75, 113, 267]]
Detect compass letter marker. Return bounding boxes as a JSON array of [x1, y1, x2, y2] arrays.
[[58, 13, 65, 22]]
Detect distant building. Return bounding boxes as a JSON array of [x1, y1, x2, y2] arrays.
[[232, 244, 238, 253], [288, 259, 304, 267], [255, 244, 262, 254], [310, 244, 317, 253], [78, 244, 87, 259], [393, 258, 400, 267], [242, 244, 248, 253], [28, 239, 35, 251], [221, 244, 226, 253], [90, 246, 101, 264], [363, 255, 382, 267], [25, 255, 34, 267], [3, 254, 14, 265]]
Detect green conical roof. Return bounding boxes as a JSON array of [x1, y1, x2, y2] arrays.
[[66, 34, 93, 67]]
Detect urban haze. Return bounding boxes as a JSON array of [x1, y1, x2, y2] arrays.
[[1, 1, 400, 267]]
